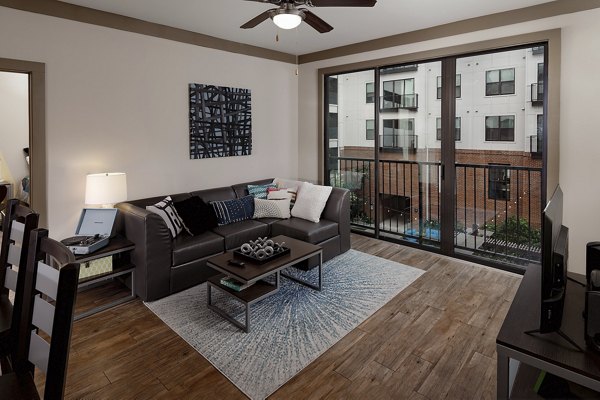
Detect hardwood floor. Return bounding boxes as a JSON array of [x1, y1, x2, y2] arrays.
[[36, 234, 522, 399]]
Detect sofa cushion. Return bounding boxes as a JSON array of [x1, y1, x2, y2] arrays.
[[232, 179, 274, 198], [253, 198, 291, 219], [212, 220, 270, 250], [271, 218, 338, 244], [172, 231, 224, 266], [192, 186, 236, 203], [146, 196, 185, 238], [211, 195, 255, 226], [291, 183, 333, 223], [247, 183, 277, 199], [173, 196, 218, 236]]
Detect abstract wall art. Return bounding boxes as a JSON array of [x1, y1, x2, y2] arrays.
[[189, 83, 252, 159]]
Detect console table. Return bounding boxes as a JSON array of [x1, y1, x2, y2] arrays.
[[496, 264, 600, 398]]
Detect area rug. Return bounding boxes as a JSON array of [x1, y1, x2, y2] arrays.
[[145, 249, 424, 400]]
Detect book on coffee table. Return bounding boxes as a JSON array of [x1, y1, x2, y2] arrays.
[[220, 276, 253, 292]]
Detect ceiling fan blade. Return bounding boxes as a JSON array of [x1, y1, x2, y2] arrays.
[[301, 10, 333, 33], [309, 0, 376, 7], [243, 0, 280, 3], [240, 10, 274, 29]]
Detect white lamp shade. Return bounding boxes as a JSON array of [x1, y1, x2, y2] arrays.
[[85, 172, 127, 206], [272, 13, 302, 29]]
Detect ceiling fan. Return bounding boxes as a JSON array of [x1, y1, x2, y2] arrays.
[[240, 0, 377, 33]]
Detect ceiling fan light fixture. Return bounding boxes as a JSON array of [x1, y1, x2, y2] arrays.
[[272, 10, 303, 29]]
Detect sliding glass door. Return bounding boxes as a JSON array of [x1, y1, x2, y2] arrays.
[[377, 61, 441, 248], [452, 46, 545, 267], [324, 44, 546, 271], [326, 70, 376, 232]]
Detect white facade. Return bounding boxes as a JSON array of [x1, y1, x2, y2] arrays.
[[330, 46, 545, 158]]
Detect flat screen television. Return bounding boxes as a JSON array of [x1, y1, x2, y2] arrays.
[[539, 185, 569, 334]]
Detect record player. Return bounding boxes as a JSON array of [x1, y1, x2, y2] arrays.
[[61, 208, 118, 255]]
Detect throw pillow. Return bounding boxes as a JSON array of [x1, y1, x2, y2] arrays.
[[173, 196, 218, 236], [253, 198, 291, 219], [247, 183, 276, 199], [267, 188, 291, 200], [211, 195, 255, 226], [291, 183, 333, 223], [146, 196, 184, 238]]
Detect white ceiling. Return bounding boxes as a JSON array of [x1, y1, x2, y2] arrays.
[[59, 0, 556, 55]]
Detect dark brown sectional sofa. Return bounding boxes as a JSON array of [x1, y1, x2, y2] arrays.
[[115, 179, 350, 301]]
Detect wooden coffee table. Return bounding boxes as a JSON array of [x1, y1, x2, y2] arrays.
[[206, 235, 322, 332]]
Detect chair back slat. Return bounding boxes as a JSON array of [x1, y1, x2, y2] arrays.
[[7, 243, 21, 267], [12, 228, 79, 400], [32, 294, 55, 337], [10, 221, 25, 244], [35, 261, 60, 301], [28, 330, 50, 374], [4, 266, 18, 292]]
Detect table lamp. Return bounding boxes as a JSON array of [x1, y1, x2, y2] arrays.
[[85, 172, 127, 207]]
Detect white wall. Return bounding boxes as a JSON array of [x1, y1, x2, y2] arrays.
[[0, 7, 299, 240], [0, 71, 29, 189], [298, 8, 600, 274]]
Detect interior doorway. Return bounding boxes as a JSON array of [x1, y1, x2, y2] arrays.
[[0, 57, 46, 226], [0, 71, 30, 207]]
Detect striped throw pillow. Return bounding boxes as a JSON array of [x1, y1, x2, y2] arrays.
[[211, 195, 255, 226], [146, 196, 184, 238]]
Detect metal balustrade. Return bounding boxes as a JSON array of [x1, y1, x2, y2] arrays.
[[329, 157, 543, 266]]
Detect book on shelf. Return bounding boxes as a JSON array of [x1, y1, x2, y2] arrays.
[[220, 276, 253, 292]]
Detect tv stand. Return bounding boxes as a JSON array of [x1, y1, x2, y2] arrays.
[[496, 264, 600, 399]]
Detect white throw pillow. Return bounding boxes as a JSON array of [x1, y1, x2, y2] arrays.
[[253, 198, 291, 219], [267, 189, 291, 200], [291, 183, 333, 223], [146, 196, 184, 238]]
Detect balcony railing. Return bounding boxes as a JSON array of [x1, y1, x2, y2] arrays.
[[380, 134, 418, 153], [528, 134, 542, 158], [329, 157, 543, 266], [379, 94, 418, 111], [531, 83, 544, 106]]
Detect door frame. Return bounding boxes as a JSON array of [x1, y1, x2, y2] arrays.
[[318, 30, 560, 270], [0, 57, 47, 226]]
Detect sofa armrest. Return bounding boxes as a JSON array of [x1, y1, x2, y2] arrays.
[[116, 203, 173, 301], [322, 187, 351, 253]]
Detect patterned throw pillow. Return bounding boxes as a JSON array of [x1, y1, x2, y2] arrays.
[[247, 183, 276, 199], [253, 198, 291, 219], [211, 195, 255, 226], [146, 196, 184, 238]]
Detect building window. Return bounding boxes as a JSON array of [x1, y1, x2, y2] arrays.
[[485, 115, 515, 141], [486, 68, 515, 96], [537, 114, 543, 136], [382, 78, 416, 109], [327, 76, 338, 105], [366, 119, 375, 140], [537, 63, 544, 97], [532, 46, 545, 55], [380, 64, 418, 74], [436, 117, 461, 141], [382, 118, 415, 148], [488, 164, 511, 201], [366, 82, 374, 103], [436, 74, 461, 99], [327, 112, 338, 140]]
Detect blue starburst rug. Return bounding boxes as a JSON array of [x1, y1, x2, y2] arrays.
[[145, 249, 424, 400]]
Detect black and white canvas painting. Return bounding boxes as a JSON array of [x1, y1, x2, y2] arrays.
[[189, 83, 252, 159]]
